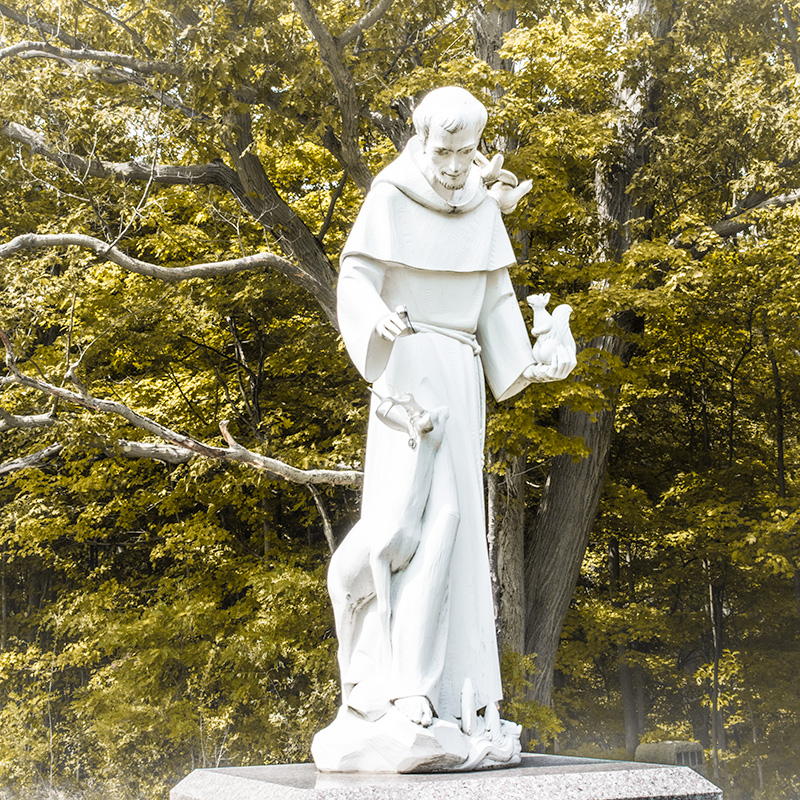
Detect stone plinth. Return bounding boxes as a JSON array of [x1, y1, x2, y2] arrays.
[[170, 753, 722, 800]]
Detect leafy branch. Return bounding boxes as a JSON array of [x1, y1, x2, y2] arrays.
[[1, 121, 229, 186], [0, 232, 299, 284], [290, 0, 393, 191], [0, 1, 84, 49], [711, 189, 800, 238], [0, 119, 339, 325], [671, 189, 800, 252], [0, 330, 363, 487], [0, 40, 182, 75]]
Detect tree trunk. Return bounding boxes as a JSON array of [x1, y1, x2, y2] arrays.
[[472, 4, 516, 73], [487, 451, 526, 654], [709, 579, 725, 781], [609, 536, 640, 754], [525, 392, 623, 704], [523, 0, 671, 707], [472, 1, 528, 661]]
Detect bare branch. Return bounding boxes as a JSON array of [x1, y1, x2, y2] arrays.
[[0, 440, 191, 473], [114, 440, 193, 465], [218, 421, 361, 485], [0, 2, 84, 49], [0, 40, 181, 74], [213, 421, 363, 484], [291, 0, 373, 192], [317, 171, 348, 242], [0, 443, 64, 475], [0, 409, 55, 433], [0, 232, 300, 284], [338, 0, 397, 47], [711, 190, 800, 238], [307, 483, 336, 553], [1, 121, 224, 184], [0, 335, 363, 486]]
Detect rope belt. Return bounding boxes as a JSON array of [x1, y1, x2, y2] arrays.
[[412, 322, 482, 356]]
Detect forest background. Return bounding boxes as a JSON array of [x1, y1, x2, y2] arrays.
[[0, 0, 799, 798]]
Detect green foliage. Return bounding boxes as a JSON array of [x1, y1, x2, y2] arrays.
[[0, 455, 341, 796], [501, 650, 563, 746]]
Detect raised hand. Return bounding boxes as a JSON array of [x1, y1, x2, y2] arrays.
[[375, 305, 414, 341]]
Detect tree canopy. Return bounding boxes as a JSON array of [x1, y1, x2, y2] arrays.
[[1, 0, 799, 798]]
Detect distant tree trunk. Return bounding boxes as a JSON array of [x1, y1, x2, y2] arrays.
[[765, 337, 800, 614], [523, 0, 671, 707], [634, 664, 647, 736], [487, 451, 526, 654], [768, 348, 786, 497], [795, 568, 800, 617], [617, 641, 639, 754], [1, 547, 6, 651], [708, 579, 725, 781], [741, 658, 765, 792], [609, 537, 640, 754], [472, 3, 529, 661]]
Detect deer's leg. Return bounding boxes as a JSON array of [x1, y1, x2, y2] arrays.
[[328, 521, 375, 701]]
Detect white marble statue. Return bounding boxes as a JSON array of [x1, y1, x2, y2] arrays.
[[311, 87, 577, 773]]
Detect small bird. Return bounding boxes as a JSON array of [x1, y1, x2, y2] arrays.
[[475, 152, 533, 214]]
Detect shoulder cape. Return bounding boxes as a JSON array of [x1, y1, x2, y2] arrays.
[[341, 138, 516, 273]]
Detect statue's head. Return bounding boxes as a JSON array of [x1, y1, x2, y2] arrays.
[[413, 87, 487, 192]]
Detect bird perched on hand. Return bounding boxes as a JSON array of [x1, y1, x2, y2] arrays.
[[475, 152, 533, 214]]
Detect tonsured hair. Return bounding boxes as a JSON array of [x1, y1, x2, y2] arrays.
[[412, 87, 488, 144]]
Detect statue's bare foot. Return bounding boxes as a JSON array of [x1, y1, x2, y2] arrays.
[[393, 695, 433, 727]]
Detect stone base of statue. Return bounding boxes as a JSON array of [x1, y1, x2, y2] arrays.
[[170, 753, 723, 800], [310, 704, 522, 773]]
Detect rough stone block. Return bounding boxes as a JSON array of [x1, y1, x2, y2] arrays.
[[170, 752, 723, 800]]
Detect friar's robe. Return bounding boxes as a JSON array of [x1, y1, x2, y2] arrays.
[[334, 137, 536, 721]]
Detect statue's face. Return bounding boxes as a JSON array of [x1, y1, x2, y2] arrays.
[[422, 125, 479, 191]]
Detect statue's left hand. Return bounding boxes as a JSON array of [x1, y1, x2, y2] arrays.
[[524, 346, 576, 383], [489, 179, 533, 214]]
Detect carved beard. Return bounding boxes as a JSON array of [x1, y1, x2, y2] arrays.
[[435, 172, 467, 191]]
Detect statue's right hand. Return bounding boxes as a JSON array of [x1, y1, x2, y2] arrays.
[[375, 308, 412, 341]]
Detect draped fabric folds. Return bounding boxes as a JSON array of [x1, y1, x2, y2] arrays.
[[332, 140, 536, 721]]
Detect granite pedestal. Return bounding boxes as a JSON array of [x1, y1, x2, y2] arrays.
[[170, 753, 722, 800]]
